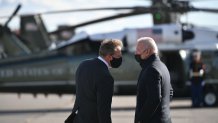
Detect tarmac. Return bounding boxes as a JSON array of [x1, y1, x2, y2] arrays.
[[0, 93, 218, 123]]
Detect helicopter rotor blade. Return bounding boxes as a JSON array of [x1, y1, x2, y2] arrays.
[[41, 7, 138, 15], [4, 4, 22, 27], [189, 7, 218, 13], [49, 8, 151, 35], [0, 6, 145, 19]]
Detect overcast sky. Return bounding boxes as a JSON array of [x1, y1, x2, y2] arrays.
[[0, 0, 218, 34]]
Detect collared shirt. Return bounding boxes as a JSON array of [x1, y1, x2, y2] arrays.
[[98, 56, 110, 68]]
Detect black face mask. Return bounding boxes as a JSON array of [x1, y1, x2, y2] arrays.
[[110, 57, 122, 68], [135, 54, 143, 63]]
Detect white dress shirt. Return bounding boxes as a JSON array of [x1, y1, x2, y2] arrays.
[[98, 56, 110, 68]]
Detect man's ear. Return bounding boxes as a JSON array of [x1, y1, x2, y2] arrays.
[[146, 49, 152, 56], [105, 55, 112, 61], [146, 49, 150, 55], [109, 55, 113, 61]]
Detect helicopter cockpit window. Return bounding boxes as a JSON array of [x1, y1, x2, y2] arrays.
[[72, 41, 92, 55], [62, 40, 101, 56], [213, 51, 218, 69], [0, 44, 7, 59]]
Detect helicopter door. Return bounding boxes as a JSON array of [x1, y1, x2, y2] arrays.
[[161, 51, 188, 94]]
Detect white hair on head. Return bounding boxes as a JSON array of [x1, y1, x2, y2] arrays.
[[137, 37, 158, 54]]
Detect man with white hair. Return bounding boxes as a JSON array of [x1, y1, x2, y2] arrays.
[[134, 37, 173, 123]]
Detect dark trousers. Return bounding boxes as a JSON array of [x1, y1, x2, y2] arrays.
[[191, 83, 203, 107]]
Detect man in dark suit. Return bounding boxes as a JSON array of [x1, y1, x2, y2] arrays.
[[134, 37, 173, 123], [66, 39, 123, 123]]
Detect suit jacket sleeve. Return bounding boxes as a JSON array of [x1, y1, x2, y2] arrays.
[[139, 68, 162, 122], [96, 73, 114, 123]]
